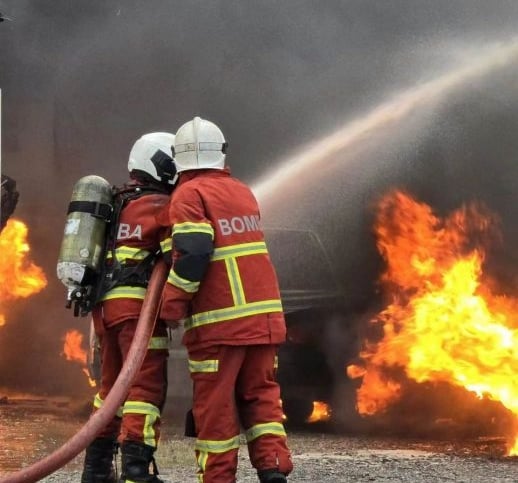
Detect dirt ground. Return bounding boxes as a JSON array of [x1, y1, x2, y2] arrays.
[[1, 397, 517, 482], [37, 430, 518, 483]]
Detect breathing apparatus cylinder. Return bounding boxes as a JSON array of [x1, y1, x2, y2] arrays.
[[56, 175, 113, 316]]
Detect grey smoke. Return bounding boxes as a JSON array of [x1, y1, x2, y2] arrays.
[[1, 0, 518, 398]]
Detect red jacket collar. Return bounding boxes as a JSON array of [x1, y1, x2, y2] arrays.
[[178, 167, 231, 186]]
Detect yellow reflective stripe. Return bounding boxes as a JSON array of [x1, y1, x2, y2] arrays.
[[211, 241, 268, 261], [122, 401, 161, 448], [148, 337, 169, 350], [160, 237, 172, 253], [94, 393, 123, 417], [274, 355, 279, 369], [101, 286, 147, 300], [185, 299, 283, 330], [167, 270, 200, 293], [196, 451, 209, 481], [245, 422, 287, 442], [198, 241, 272, 319], [93, 393, 103, 409], [105, 246, 150, 262], [122, 401, 161, 418], [226, 257, 245, 305], [143, 413, 158, 447], [173, 221, 214, 239], [195, 435, 240, 453], [188, 359, 219, 373]]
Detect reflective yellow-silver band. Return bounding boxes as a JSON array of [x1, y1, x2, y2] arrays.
[[245, 422, 287, 442], [123, 401, 161, 448], [185, 299, 283, 330], [188, 359, 219, 373]]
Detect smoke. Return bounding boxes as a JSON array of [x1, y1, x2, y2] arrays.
[[258, 40, 518, 304], [2, 0, 518, 402]]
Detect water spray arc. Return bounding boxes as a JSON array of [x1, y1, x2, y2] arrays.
[[0, 260, 169, 483], [252, 38, 518, 202]]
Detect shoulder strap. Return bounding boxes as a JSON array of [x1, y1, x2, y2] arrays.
[[95, 184, 169, 300]]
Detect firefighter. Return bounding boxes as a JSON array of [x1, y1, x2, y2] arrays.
[[160, 117, 293, 483], [81, 132, 177, 483]]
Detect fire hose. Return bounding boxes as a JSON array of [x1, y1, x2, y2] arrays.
[[0, 259, 169, 483]]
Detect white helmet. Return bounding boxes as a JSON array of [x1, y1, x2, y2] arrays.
[[128, 132, 177, 186], [173, 116, 227, 172]]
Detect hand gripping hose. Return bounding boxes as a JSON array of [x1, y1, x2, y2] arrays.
[[0, 259, 169, 483]]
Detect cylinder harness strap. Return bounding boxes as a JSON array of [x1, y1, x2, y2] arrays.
[[67, 200, 113, 220], [97, 185, 169, 301]]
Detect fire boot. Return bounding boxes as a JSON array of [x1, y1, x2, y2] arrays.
[[258, 469, 288, 483], [119, 441, 163, 483], [81, 437, 118, 483]]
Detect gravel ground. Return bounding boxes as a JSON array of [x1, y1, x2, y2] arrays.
[[36, 431, 518, 483], [1, 399, 516, 482]]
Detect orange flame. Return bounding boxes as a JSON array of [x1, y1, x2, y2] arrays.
[[349, 190, 518, 455], [63, 329, 88, 364], [0, 219, 47, 325], [62, 329, 96, 387], [307, 401, 332, 423]]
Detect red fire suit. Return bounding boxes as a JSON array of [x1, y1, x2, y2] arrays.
[[91, 179, 171, 448], [160, 168, 293, 482]]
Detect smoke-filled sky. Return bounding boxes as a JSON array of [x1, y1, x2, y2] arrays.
[[2, 0, 518, 395]]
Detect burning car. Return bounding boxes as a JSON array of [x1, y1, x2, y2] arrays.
[[264, 228, 350, 424]]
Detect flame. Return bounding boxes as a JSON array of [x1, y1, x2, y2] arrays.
[[349, 190, 518, 455], [62, 329, 96, 387], [0, 219, 47, 324], [306, 401, 332, 423], [63, 329, 87, 364]]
